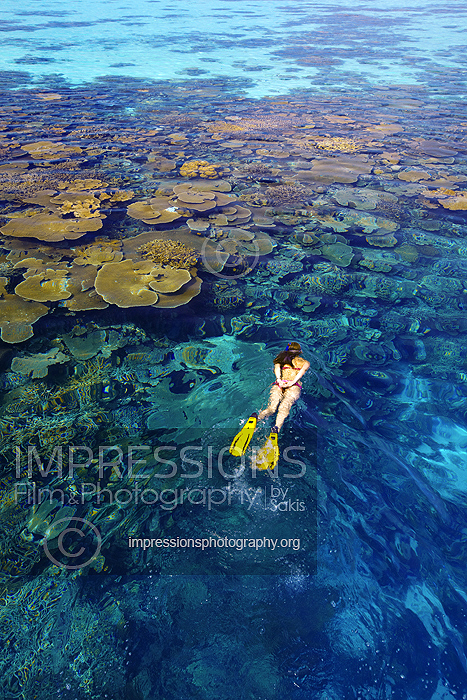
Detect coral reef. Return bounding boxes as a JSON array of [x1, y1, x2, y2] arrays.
[[138, 238, 199, 269], [0, 277, 49, 343], [1, 84, 467, 700], [94, 259, 195, 307], [294, 155, 374, 185], [11, 348, 68, 378], [0, 210, 103, 242], [179, 160, 225, 179]]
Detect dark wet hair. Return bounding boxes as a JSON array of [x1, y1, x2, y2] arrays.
[[274, 342, 302, 366]]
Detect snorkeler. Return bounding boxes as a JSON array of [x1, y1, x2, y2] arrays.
[[229, 342, 310, 469]]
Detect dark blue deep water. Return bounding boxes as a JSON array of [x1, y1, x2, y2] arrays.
[[1, 1, 467, 698]]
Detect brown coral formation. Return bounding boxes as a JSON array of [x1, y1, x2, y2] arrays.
[[0, 277, 48, 343], [173, 182, 235, 211], [124, 230, 228, 275], [57, 178, 108, 191], [73, 243, 123, 266], [180, 160, 225, 179], [11, 348, 68, 378], [294, 156, 373, 185], [264, 183, 311, 206], [138, 239, 199, 269], [15, 269, 72, 302], [0, 179, 134, 244], [53, 192, 102, 218], [94, 258, 200, 309], [127, 196, 182, 225], [22, 140, 83, 160], [95, 260, 159, 307], [421, 188, 467, 210], [331, 188, 398, 211], [0, 210, 103, 242], [315, 138, 358, 152]]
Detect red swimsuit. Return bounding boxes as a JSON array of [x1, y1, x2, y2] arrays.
[[274, 364, 302, 389]]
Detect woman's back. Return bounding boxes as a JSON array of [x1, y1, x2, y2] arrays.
[[280, 356, 307, 381]]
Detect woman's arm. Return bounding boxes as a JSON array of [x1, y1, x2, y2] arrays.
[[274, 363, 288, 387], [286, 360, 310, 387]]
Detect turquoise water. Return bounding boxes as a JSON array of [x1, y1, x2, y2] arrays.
[[2, 0, 467, 96], [1, 1, 467, 699]]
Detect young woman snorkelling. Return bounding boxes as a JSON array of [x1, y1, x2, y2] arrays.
[[229, 342, 310, 469]]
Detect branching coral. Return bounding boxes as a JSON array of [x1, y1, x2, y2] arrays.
[[138, 239, 199, 269], [264, 183, 311, 206], [58, 195, 101, 218], [315, 137, 358, 152]]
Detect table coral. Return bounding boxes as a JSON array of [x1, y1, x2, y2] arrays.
[[154, 275, 202, 309], [331, 188, 398, 211], [0, 211, 102, 241], [146, 154, 177, 172], [187, 218, 211, 231], [64, 289, 109, 311], [149, 266, 192, 293], [21, 140, 83, 160], [174, 183, 235, 212], [180, 160, 225, 179], [11, 348, 68, 379], [73, 244, 123, 266], [294, 156, 374, 185], [126, 189, 179, 220], [14, 269, 72, 302], [397, 169, 431, 182], [95, 259, 160, 307], [63, 329, 107, 360], [422, 188, 467, 210], [94, 258, 199, 309], [0, 276, 48, 343], [218, 203, 251, 224], [321, 242, 354, 267], [57, 178, 108, 191]]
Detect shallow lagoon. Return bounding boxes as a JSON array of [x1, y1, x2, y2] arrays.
[[1, 1, 467, 699]]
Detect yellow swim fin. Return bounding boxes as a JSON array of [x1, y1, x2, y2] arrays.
[[229, 413, 258, 457], [253, 427, 279, 470]]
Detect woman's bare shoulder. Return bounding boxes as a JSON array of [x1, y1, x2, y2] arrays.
[[293, 356, 309, 368]]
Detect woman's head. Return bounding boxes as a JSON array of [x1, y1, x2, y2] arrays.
[[274, 342, 302, 366], [286, 342, 301, 354]]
